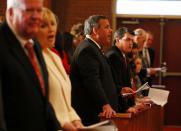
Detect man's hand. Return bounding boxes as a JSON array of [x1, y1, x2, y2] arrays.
[[101, 104, 116, 118], [148, 68, 157, 75], [121, 87, 134, 94]]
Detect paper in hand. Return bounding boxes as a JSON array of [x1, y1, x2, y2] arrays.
[[79, 120, 118, 131], [122, 82, 150, 96]]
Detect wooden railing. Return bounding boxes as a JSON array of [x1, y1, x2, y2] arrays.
[[100, 104, 164, 131]]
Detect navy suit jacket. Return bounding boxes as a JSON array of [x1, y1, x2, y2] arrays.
[[70, 38, 118, 125], [0, 22, 60, 131]]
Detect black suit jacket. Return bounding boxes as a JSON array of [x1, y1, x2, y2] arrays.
[[148, 48, 155, 67], [106, 46, 134, 112], [0, 22, 59, 131], [106, 46, 132, 90], [70, 38, 118, 126], [0, 73, 6, 131]]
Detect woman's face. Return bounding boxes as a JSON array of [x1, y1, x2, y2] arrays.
[[36, 15, 57, 49], [135, 57, 142, 74]]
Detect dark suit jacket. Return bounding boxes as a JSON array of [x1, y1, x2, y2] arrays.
[[148, 48, 155, 67], [0, 73, 6, 131], [106, 46, 134, 112], [106, 46, 132, 90], [0, 22, 60, 131], [70, 38, 118, 126]]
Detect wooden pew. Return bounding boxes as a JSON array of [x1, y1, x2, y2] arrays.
[[100, 104, 163, 131]]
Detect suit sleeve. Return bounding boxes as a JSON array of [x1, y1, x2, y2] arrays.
[[76, 48, 109, 107], [0, 69, 7, 131]]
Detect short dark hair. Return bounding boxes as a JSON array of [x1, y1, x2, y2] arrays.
[[114, 27, 134, 40], [113, 27, 134, 45], [84, 15, 108, 35]]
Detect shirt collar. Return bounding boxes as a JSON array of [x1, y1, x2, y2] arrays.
[[86, 35, 101, 49]]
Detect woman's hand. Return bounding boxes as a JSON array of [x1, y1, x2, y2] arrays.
[[63, 122, 77, 131], [72, 120, 84, 129]]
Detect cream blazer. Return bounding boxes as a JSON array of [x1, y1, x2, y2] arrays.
[[43, 49, 80, 126]]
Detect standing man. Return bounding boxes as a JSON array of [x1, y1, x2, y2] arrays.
[[70, 15, 118, 126], [0, 0, 59, 130], [142, 31, 155, 85], [106, 27, 135, 113]]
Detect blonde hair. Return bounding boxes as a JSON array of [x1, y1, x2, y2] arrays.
[[42, 7, 57, 25]]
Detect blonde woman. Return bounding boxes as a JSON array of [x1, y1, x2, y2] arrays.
[[35, 7, 83, 130]]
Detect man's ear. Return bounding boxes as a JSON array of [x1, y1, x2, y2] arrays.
[[7, 8, 14, 22], [92, 27, 98, 35], [116, 37, 120, 43], [8, 8, 14, 17]]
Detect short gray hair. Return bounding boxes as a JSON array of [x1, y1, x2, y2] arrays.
[[7, 0, 44, 9], [7, 0, 20, 9], [134, 28, 146, 37], [84, 15, 108, 35]]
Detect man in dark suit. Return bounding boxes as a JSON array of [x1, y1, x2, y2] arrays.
[[70, 15, 118, 126], [143, 31, 155, 67], [0, 0, 59, 130], [106, 27, 135, 113], [139, 31, 156, 86], [134, 29, 156, 86]]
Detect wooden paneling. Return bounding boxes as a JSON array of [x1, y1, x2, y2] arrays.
[[44, 0, 51, 8], [0, 0, 6, 16], [51, 0, 112, 32]]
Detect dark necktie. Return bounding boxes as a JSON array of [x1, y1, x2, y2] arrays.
[[123, 54, 127, 68], [25, 42, 46, 96], [143, 48, 150, 67]]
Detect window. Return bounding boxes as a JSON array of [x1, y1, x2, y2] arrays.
[[116, 0, 181, 18]]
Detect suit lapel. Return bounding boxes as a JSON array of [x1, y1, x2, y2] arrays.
[[86, 38, 102, 53], [3, 23, 47, 97], [5, 31, 37, 81]]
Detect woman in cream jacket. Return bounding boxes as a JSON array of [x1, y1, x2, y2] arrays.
[[35, 7, 83, 131]]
